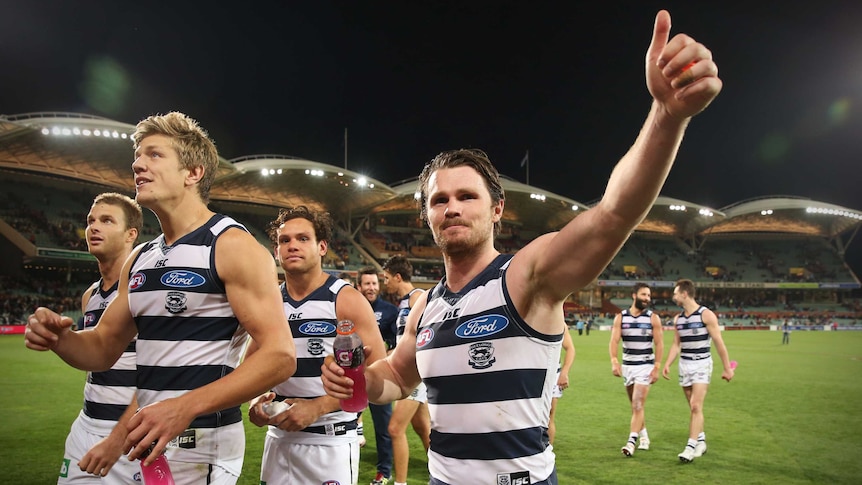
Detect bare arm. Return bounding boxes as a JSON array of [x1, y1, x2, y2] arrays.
[[662, 315, 681, 379], [558, 328, 575, 389], [609, 313, 623, 377], [650, 312, 664, 383], [78, 395, 138, 476], [126, 229, 296, 464], [322, 295, 425, 404], [704, 309, 734, 382], [505, 10, 722, 334], [26, 248, 142, 370]]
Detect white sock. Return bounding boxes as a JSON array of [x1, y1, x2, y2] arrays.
[[698, 432, 706, 442], [628, 432, 639, 444], [395, 482, 407, 485], [687, 438, 697, 448], [640, 428, 649, 440]]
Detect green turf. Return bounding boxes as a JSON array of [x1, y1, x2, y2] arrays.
[[2, 330, 861, 484]]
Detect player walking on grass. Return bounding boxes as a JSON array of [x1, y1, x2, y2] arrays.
[[610, 282, 664, 457], [663, 278, 734, 463]]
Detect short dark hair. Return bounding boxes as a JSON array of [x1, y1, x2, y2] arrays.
[[382, 255, 413, 282], [267, 205, 333, 246], [675, 279, 696, 298], [417, 148, 505, 237], [632, 282, 651, 295]]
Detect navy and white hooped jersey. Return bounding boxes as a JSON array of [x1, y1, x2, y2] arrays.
[[78, 280, 137, 433], [395, 288, 422, 345], [620, 309, 656, 366], [127, 214, 248, 469], [415, 254, 560, 484], [676, 306, 712, 360], [270, 276, 356, 444]]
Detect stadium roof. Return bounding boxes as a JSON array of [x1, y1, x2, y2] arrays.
[[1, 112, 861, 242]]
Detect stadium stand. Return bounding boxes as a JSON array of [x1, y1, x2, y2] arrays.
[[1, 112, 861, 329]]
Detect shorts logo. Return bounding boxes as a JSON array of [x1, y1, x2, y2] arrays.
[[416, 328, 434, 348], [307, 338, 325, 356], [60, 458, 70, 477], [497, 471, 530, 485], [165, 291, 188, 314], [129, 272, 146, 290], [133, 471, 142, 481], [323, 481, 341, 485], [455, 314, 508, 338], [169, 429, 196, 449], [468, 341, 496, 369], [298, 321, 336, 335], [160, 270, 205, 288]]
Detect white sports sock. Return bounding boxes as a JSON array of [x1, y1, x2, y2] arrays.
[[687, 438, 697, 448], [629, 432, 639, 444], [698, 432, 706, 442], [640, 428, 649, 439]]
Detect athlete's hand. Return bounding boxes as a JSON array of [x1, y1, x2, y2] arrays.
[[79, 430, 125, 477], [721, 367, 734, 382], [611, 362, 622, 377], [271, 398, 320, 432], [321, 354, 354, 400], [646, 10, 722, 121], [661, 365, 671, 380], [124, 398, 195, 466], [25, 307, 74, 351], [248, 391, 277, 428]]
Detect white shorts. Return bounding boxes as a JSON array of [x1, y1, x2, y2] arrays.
[[167, 461, 238, 485], [58, 412, 142, 485], [407, 381, 428, 403], [260, 431, 359, 485], [622, 364, 654, 387], [679, 357, 713, 387]]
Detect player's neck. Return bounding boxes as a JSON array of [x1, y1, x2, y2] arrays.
[[154, 201, 212, 245], [629, 305, 645, 316], [443, 247, 499, 293], [284, 268, 327, 300], [96, 251, 129, 291]]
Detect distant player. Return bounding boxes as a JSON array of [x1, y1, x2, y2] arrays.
[[663, 279, 734, 463], [609, 283, 664, 456]]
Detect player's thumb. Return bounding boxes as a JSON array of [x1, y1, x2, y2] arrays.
[[59, 315, 75, 330], [647, 10, 671, 65]]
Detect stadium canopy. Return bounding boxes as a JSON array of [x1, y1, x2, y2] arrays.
[[1, 112, 860, 245]]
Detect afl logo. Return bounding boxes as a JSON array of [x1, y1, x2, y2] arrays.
[[160, 270, 205, 288], [416, 327, 434, 348], [129, 272, 146, 290], [298, 321, 337, 335], [323, 481, 341, 485], [83, 313, 96, 328], [455, 315, 509, 338]]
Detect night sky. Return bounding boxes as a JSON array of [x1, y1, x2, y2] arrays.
[[3, 1, 862, 270]]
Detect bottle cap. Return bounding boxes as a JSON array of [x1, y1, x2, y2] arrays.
[[336, 319, 355, 335]]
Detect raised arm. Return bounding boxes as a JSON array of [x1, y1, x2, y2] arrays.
[[508, 10, 722, 313]]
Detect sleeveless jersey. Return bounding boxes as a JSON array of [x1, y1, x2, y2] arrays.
[[270, 276, 356, 444], [415, 254, 560, 484], [620, 308, 656, 365], [79, 280, 137, 432], [127, 214, 248, 470], [395, 288, 422, 344], [676, 305, 712, 360]]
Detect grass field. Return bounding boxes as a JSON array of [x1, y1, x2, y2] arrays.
[[2, 330, 861, 484]]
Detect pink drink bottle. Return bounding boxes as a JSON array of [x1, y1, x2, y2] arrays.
[[140, 450, 175, 485], [333, 319, 368, 412]]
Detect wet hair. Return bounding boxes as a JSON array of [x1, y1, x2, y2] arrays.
[[132, 112, 219, 203], [92, 192, 143, 238], [417, 148, 505, 237], [382, 255, 413, 282], [267, 205, 333, 246]]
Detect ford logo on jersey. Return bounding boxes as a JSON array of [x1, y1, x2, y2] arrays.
[[298, 321, 337, 335], [160, 270, 206, 288], [455, 314, 509, 338]]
